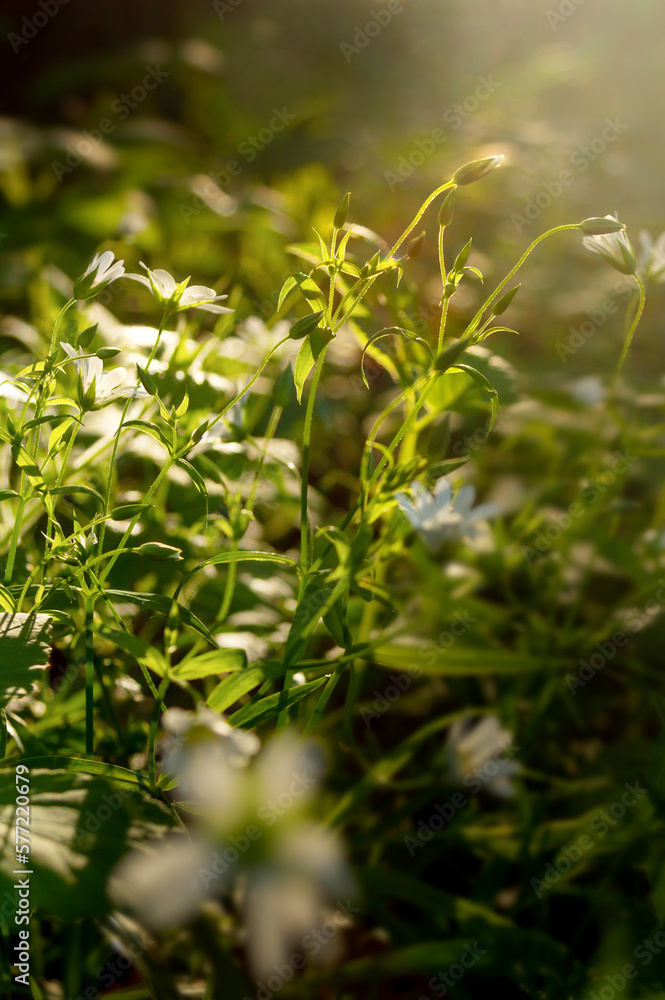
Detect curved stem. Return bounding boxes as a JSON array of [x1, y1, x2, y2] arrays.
[[612, 275, 645, 387], [49, 298, 76, 356], [466, 224, 581, 339]]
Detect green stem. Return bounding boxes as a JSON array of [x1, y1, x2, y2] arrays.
[[437, 224, 449, 353], [466, 224, 580, 339], [84, 593, 95, 757], [149, 676, 171, 791], [612, 275, 645, 387], [49, 298, 76, 356], [300, 347, 328, 569]]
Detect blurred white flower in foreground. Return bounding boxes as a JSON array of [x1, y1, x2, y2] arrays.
[[638, 230, 665, 283], [396, 476, 498, 552], [582, 213, 637, 276], [446, 715, 519, 799], [73, 250, 126, 300], [161, 706, 260, 821], [60, 343, 145, 410], [127, 262, 233, 314], [110, 728, 355, 977]]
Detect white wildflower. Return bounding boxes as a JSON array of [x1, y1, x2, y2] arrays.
[[446, 715, 520, 799], [73, 250, 125, 300], [582, 213, 637, 276], [396, 476, 498, 552], [60, 342, 145, 410], [126, 262, 233, 314]]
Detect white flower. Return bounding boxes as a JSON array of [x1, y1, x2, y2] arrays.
[[109, 834, 214, 930], [160, 707, 260, 821], [568, 375, 606, 407], [60, 343, 144, 410], [126, 262, 233, 314], [638, 229, 665, 283], [446, 715, 519, 799], [396, 476, 498, 552], [73, 250, 125, 300], [582, 214, 637, 276]]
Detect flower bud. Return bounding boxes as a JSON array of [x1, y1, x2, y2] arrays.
[[334, 192, 351, 230], [289, 310, 326, 340], [491, 284, 521, 316], [136, 364, 157, 395], [77, 324, 98, 349], [78, 375, 97, 411], [406, 231, 426, 259], [579, 217, 626, 235], [434, 338, 470, 373], [438, 187, 456, 229], [96, 347, 122, 359], [453, 155, 503, 186], [453, 238, 472, 273], [135, 542, 183, 561]]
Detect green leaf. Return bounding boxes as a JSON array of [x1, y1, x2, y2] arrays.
[[175, 458, 208, 498], [372, 642, 570, 675], [207, 662, 284, 712], [174, 647, 247, 680], [49, 484, 105, 504], [110, 503, 154, 520], [360, 327, 432, 389], [0, 613, 52, 705], [277, 275, 298, 311], [180, 549, 302, 587], [123, 420, 171, 452], [229, 676, 324, 729], [0, 490, 19, 501], [294, 328, 333, 403], [105, 592, 218, 647], [99, 628, 169, 677]]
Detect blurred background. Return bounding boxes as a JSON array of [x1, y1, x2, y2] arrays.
[[1, 0, 663, 382]]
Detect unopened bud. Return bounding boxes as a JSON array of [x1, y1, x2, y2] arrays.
[[406, 231, 426, 259], [289, 310, 326, 340], [334, 192, 351, 230], [491, 284, 521, 316], [438, 187, 456, 228], [135, 542, 183, 561], [453, 155, 503, 186], [579, 217, 626, 235]]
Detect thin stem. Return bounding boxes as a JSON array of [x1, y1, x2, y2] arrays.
[[612, 275, 645, 387], [49, 298, 76, 356], [466, 224, 581, 339], [84, 592, 95, 757], [300, 347, 328, 569], [437, 225, 449, 353]]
